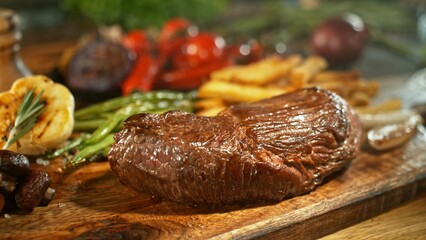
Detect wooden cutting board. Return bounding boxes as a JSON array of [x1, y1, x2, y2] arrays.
[[1, 130, 426, 239]]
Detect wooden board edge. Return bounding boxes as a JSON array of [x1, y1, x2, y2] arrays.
[[223, 177, 426, 240]]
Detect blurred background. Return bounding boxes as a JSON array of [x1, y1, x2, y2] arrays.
[[1, 0, 424, 76]]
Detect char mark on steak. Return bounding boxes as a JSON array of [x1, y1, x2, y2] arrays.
[[108, 88, 362, 204]]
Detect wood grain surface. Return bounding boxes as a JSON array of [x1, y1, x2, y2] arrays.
[[321, 195, 426, 240], [1, 129, 425, 239], [4, 41, 423, 239]]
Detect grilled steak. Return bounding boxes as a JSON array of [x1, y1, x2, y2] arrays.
[[108, 88, 362, 204]]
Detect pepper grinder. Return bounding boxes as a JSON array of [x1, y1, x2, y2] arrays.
[[0, 9, 31, 92]]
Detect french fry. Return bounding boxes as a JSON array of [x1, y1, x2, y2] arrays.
[[195, 98, 226, 111], [211, 55, 301, 85], [356, 80, 379, 97], [196, 106, 226, 117], [349, 91, 371, 106], [355, 99, 402, 114], [290, 55, 328, 88], [196, 54, 380, 115], [198, 80, 292, 103], [311, 70, 360, 83]]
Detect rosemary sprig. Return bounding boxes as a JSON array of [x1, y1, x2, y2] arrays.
[[3, 88, 46, 150]]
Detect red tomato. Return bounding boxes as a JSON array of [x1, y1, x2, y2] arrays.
[[228, 39, 264, 64], [155, 59, 231, 90], [172, 33, 226, 70], [121, 52, 161, 95], [122, 30, 150, 55], [158, 18, 194, 44]]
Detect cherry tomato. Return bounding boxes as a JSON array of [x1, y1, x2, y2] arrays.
[[158, 18, 195, 44], [122, 30, 151, 55], [228, 39, 264, 64], [172, 33, 226, 70]]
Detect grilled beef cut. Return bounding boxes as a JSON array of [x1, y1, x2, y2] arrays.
[[108, 88, 362, 204]]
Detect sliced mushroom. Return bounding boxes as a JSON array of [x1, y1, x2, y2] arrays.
[[0, 149, 30, 178], [0, 172, 17, 192], [15, 169, 50, 210]]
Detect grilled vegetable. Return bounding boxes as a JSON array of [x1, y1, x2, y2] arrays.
[[311, 14, 368, 66], [0, 75, 75, 155], [51, 90, 196, 166], [3, 88, 45, 150]]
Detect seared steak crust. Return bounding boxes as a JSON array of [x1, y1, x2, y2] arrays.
[[108, 88, 362, 204]]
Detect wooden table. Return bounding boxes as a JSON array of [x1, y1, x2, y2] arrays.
[[7, 41, 425, 239]]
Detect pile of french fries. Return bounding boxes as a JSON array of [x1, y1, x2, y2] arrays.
[[196, 55, 398, 116]]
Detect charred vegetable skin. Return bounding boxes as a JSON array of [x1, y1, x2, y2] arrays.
[[0, 150, 55, 213], [49, 90, 197, 166], [121, 18, 263, 94]]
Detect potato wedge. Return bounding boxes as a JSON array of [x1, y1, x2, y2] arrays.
[[211, 55, 301, 85], [355, 99, 402, 114], [290, 55, 327, 88], [0, 92, 19, 150], [196, 106, 226, 117], [311, 70, 360, 83], [195, 98, 226, 111], [198, 80, 293, 103]]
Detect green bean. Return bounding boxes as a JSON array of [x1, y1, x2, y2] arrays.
[[84, 113, 126, 145], [74, 94, 134, 120], [70, 134, 114, 166], [46, 133, 89, 159], [57, 90, 198, 167], [73, 119, 106, 132], [74, 90, 196, 120]]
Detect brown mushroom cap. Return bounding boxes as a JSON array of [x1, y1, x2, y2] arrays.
[[0, 150, 30, 178], [0, 172, 17, 192], [15, 169, 50, 210]]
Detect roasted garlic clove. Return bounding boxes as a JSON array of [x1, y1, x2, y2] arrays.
[[7, 75, 75, 155], [367, 113, 422, 151]]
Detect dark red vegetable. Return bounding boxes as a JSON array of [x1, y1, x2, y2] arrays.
[[155, 59, 231, 90], [122, 30, 150, 55], [171, 33, 226, 70], [311, 14, 368, 66], [228, 39, 264, 64], [67, 39, 135, 97], [158, 18, 195, 45], [120, 18, 264, 92], [121, 51, 161, 95]]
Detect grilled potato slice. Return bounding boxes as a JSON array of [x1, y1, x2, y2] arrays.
[[3, 75, 75, 155], [0, 92, 19, 150]]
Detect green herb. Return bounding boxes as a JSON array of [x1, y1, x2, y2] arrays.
[[3, 89, 45, 150], [61, 0, 228, 30]]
